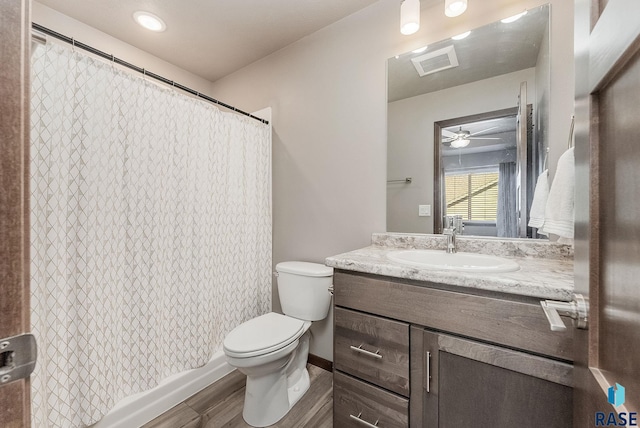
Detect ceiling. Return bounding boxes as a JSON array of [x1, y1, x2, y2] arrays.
[[35, 0, 378, 82], [442, 115, 517, 156], [388, 4, 549, 102]]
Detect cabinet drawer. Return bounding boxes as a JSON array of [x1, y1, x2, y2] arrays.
[[334, 371, 409, 428], [334, 307, 410, 396], [334, 271, 574, 361]]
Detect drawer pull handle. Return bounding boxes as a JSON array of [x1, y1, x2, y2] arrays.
[[425, 351, 431, 393], [350, 344, 383, 359], [350, 412, 379, 427]]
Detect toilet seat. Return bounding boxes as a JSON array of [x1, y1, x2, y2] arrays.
[[223, 312, 306, 358]]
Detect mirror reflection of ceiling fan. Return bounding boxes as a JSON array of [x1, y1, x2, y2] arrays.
[[442, 126, 501, 148]]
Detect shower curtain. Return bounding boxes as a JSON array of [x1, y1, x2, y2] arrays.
[[30, 42, 272, 427], [497, 162, 518, 237]]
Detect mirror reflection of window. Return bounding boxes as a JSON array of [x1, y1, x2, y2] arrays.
[[445, 170, 499, 221]]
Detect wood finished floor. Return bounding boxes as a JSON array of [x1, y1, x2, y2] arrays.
[[143, 364, 333, 428]]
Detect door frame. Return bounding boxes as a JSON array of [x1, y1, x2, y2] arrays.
[[0, 0, 32, 426]]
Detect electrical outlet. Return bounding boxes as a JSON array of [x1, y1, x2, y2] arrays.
[[418, 204, 431, 217]]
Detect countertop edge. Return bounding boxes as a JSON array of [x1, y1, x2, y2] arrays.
[[325, 247, 574, 302]]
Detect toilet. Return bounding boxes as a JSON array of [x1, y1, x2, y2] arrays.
[[223, 261, 333, 427]]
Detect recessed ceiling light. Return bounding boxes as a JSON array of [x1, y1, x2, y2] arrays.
[[451, 31, 471, 40], [133, 11, 166, 32], [412, 46, 428, 54], [501, 11, 528, 23]]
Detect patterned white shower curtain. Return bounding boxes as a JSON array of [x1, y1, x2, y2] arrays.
[[30, 41, 272, 427]]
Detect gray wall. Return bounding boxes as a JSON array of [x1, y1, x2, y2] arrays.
[[443, 148, 518, 171], [387, 68, 535, 234], [210, 0, 575, 361]]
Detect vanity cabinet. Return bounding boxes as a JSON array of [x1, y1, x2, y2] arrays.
[[332, 270, 574, 427]]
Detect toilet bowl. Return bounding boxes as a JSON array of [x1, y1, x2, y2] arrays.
[[223, 262, 333, 427]]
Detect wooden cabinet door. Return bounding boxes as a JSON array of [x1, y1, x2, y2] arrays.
[[0, 0, 32, 426], [573, 0, 640, 425], [414, 328, 573, 427]]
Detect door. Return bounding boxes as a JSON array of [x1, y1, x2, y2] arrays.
[[0, 0, 32, 426], [417, 328, 572, 427], [574, 0, 640, 426]]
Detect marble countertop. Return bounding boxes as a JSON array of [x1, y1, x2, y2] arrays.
[[325, 236, 574, 301]]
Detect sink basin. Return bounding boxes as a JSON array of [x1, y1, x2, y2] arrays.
[[387, 249, 520, 273]]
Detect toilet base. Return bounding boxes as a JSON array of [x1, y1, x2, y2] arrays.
[[286, 364, 310, 411], [240, 331, 312, 427]]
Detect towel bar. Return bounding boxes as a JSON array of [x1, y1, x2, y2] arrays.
[[387, 177, 412, 184]]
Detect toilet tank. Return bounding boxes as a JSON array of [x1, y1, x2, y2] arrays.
[[275, 261, 333, 321]]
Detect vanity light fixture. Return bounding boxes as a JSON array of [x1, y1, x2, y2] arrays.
[[451, 30, 471, 40], [444, 0, 468, 17], [133, 11, 167, 32], [412, 46, 428, 53], [501, 11, 528, 23], [400, 0, 420, 35], [450, 138, 470, 148]]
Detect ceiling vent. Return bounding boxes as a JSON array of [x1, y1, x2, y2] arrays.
[[411, 45, 459, 77]]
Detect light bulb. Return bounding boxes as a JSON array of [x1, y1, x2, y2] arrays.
[[451, 31, 471, 40], [451, 138, 470, 148], [445, 0, 468, 18], [400, 0, 420, 35]]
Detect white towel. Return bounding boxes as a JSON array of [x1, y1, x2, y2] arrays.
[[528, 169, 549, 234], [542, 148, 575, 239]]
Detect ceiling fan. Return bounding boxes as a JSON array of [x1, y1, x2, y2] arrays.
[[442, 126, 501, 148]]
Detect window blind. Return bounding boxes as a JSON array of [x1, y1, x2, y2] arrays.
[[445, 172, 499, 220]]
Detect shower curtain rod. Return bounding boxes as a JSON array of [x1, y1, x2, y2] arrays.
[[31, 23, 269, 125]]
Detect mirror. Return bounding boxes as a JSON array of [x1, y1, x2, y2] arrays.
[[387, 4, 550, 238]]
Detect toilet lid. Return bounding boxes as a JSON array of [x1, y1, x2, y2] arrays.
[[275, 261, 333, 277], [223, 312, 305, 358]]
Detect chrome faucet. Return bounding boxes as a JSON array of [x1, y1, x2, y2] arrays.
[[443, 215, 463, 254]]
